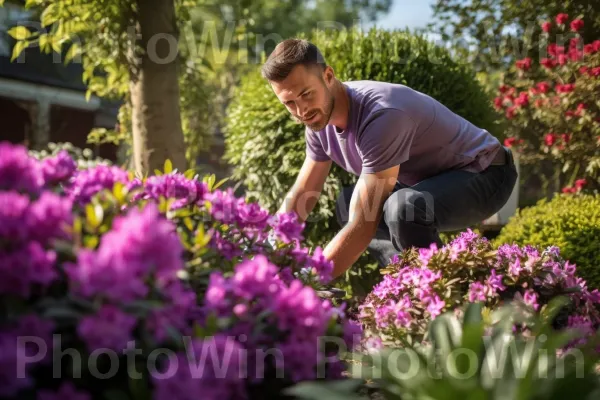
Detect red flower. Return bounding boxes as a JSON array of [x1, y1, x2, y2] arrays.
[[575, 179, 587, 190], [580, 66, 589, 74], [493, 97, 504, 110], [575, 103, 587, 116], [506, 106, 517, 119], [565, 110, 576, 118], [504, 137, 518, 147], [541, 58, 557, 69], [570, 19, 584, 32], [545, 133, 558, 146], [562, 186, 577, 194], [542, 21, 552, 32], [536, 82, 551, 93], [569, 49, 583, 61], [594, 40, 600, 52], [552, 96, 561, 106], [561, 133, 571, 143], [547, 44, 565, 56], [534, 99, 545, 108], [516, 57, 532, 71], [558, 54, 569, 65], [584, 44, 595, 55], [515, 92, 529, 107], [499, 85, 510, 94], [556, 13, 569, 25], [591, 67, 600, 77], [556, 83, 575, 93]]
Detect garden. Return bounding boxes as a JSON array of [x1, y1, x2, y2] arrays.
[[1, 0, 600, 399]]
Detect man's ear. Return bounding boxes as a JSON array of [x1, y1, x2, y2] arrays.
[[324, 65, 335, 85]]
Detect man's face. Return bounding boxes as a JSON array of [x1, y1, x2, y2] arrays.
[[269, 64, 335, 131]]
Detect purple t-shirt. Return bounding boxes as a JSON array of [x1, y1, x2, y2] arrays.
[[305, 80, 502, 186]]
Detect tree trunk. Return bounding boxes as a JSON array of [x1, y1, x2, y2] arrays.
[[130, 0, 187, 176]]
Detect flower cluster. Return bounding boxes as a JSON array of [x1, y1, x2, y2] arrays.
[[495, 13, 600, 193], [0, 141, 356, 400], [358, 230, 600, 347]]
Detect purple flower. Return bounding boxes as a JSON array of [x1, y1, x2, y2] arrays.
[[468, 282, 487, 302], [37, 382, 91, 400], [0, 242, 57, 297], [426, 295, 445, 318], [236, 199, 270, 231], [206, 188, 239, 223], [269, 211, 305, 244], [0, 331, 32, 397], [522, 289, 539, 311], [0, 141, 44, 194], [485, 269, 505, 296], [143, 173, 207, 209], [278, 338, 321, 382], [274, 280, 330, 336], [11, 314, 55, 364], [27, 191, 73, 245], [40, 150, 77, 186], [418, 243, 438, 266], [0, 191, 30, 242], [232, 255, 280, 301], [67, 203, 183, 301], [67, 164, 130, 204], [307, 247, 334, 284], [389, 254, 400, 264], [146, 281, 197, 343], [77, 305, 137, 352], [208, 230, 243, 261], [508, 258, 523, 277], [151, 335, 247, 400]]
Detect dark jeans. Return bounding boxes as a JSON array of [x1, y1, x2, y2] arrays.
[[335, 147, 519, 267]]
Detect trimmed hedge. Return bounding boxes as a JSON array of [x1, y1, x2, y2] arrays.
[[494, 193, 600, 289], [224, 27, 500, 296]]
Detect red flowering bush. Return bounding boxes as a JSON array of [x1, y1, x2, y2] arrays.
[[494, 14, 600, 193]]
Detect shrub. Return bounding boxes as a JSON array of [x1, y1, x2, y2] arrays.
[[496, 13, 600, 193], [0, 141, 360, 400], [288, 301, 600, 400], [357, 230, 600, 348], [494, 193, 600, 289], [28, 141, 112, 170], [224, 27, 500, 295]]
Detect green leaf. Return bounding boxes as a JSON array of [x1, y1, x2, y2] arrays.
[[85, 203, 104, 229], [154, 169, 162, 176], [213, 177, 230, 190], [11, 40, 28, 62], [8, 26, 31, 40], [164, 159, 173, 174], [64, 42, 81, 64]]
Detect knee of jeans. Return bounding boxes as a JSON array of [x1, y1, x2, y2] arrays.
[[384, 188, 434, 226]]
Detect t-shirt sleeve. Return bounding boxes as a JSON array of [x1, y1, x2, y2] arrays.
[[357, 109, 416, 174], [304, 127, 330, 162]]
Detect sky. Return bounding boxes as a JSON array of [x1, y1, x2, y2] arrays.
[[367, 0, 436, 31]]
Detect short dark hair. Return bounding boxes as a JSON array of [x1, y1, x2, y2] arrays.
[[261, 39, 327, 81]]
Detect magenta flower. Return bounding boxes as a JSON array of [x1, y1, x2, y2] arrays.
[[37, 382, 91, 400], [418, 243, 438, 266], [77, 305, 137, 352], [0, 331, 33, 397], [151, 335, 247, 400], [0, 242, 57, 297], [307, 246, 334, 284], [27, 191, 73, 245], [40, 150, 77, 186], [268, 211, 305, 244], [0, 141, 44, 195], [468, 282, 487, 302], [206, 188, 239, 223], [67, 164, 130, 204], [426, 295, 445, 318], [523, 289, 539, 311], [0, 191, 30, 242]]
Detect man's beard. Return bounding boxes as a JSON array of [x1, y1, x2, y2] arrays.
[[304, 89, 335, 131]]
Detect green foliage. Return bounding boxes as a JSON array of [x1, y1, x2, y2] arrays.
[[494, 193, 600, 289], [429, 0, 600, 70], [288, 300, 600, 400], [224, 27, 500, 296]]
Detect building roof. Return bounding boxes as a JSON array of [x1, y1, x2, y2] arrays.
[[0, 36, 88, 92]]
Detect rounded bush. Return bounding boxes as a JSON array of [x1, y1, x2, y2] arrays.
[[224, 27, 500, 260], [494, 193, 600, 289]]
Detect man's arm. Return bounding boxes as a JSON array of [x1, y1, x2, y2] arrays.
[[323, 164, 399, 279], [277, 155, 332, 222]]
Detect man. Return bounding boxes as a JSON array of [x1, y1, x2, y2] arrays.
[[262, 38, 518, 280]]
